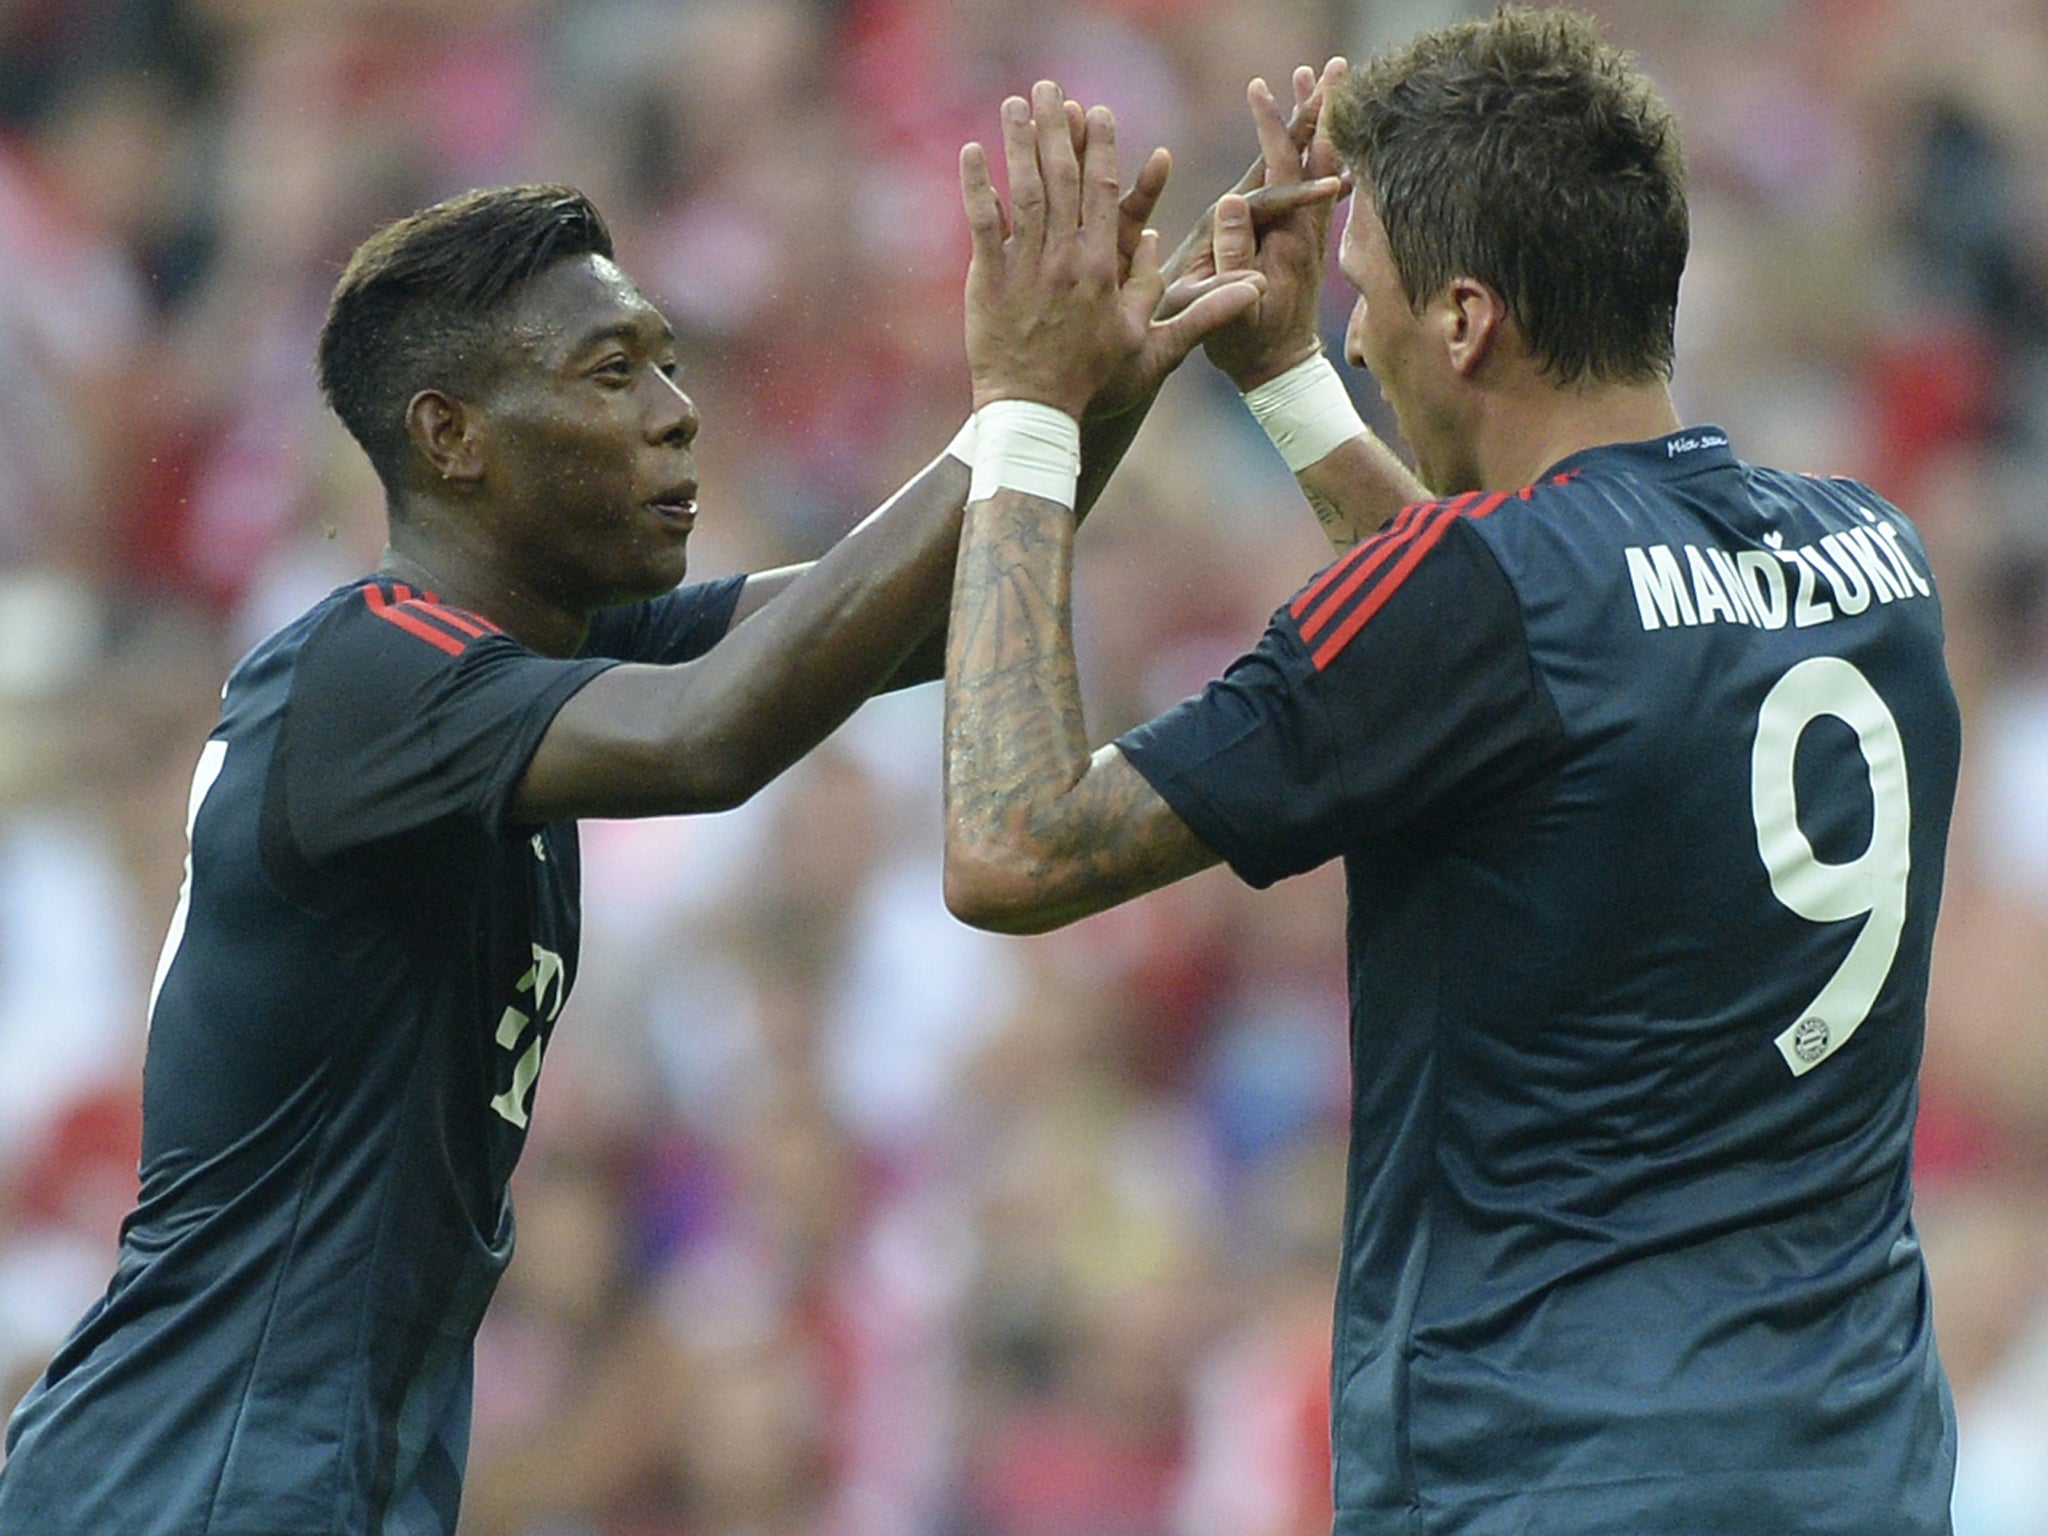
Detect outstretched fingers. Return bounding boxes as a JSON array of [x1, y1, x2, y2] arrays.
[[1079, 103, 1123, 274], [1207, 180, 1346, 288], [1000, 95, 1044, 257], [1212, 191, 1256, 277], [1033, 80, 1082, 243], [1120, 146, 1171, 272], [1149, 273, 1267, 366], [1293, 64, 1317, 115], [1249, 76, 1302, 187], [1241, 178, 1346, 223], [961, 141, 1006, 265], [1305, 56, 1349, 180], [1121, 225, 1166, 327], [1154, 262, 1273, 321]]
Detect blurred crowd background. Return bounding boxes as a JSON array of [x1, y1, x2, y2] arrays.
[[0, 0, 2044, 1531]]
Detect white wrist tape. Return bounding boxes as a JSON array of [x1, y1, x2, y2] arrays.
[[969, 400, 1082, 510], [943, 414, 979, 465], [1241, 352, 1367, 473]]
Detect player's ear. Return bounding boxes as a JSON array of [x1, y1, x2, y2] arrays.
[[1438, 275, 1506, 378], [407, 389, 486, 485]]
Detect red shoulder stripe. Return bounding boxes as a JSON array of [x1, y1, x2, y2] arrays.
[[362, 582, 503, 656], [365, 585, 462, 654], [1295, 491, 1484, 643], [1303, 490, 1511, 671], [378, 581, 502, 638], [421, 604, 497, 639], [365, 583, 504, 643], [1288, 497, 1442, 623]]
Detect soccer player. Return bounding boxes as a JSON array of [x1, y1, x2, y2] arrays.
[[942, 12, 1960, 1534], [0, 184, 1261, 1535]]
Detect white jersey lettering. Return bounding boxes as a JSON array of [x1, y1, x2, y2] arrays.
[[1626, 527, 1932, 635]]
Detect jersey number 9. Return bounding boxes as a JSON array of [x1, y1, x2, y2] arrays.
[[1749, 656, 1911, 1077]]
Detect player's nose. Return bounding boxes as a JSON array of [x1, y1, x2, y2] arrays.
[[650, 370, 699, 447]]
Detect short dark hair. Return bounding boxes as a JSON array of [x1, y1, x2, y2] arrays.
[[316, 184, 615, 493], [1326, 5, 1688, 385]]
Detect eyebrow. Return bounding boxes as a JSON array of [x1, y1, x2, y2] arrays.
[[570, 315, 677, 357]]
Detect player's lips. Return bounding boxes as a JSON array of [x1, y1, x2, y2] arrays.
[[648, 482, 698, 528]]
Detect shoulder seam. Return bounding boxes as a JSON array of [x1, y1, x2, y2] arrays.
[[1289, 489, 1516, 670], [361, 582, 504, 656]]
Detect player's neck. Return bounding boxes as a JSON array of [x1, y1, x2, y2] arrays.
[[377, 524, 591, 660], [1478, 379, 1683, 492]]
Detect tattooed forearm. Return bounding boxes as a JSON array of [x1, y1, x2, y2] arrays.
[[946, 494, 1089, 835], [1295, 434, 1429, 549], [1304, 482, 1361, 553], [943, 489, 1217, 931]]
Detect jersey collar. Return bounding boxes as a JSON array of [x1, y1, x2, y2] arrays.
[[1539, 426, 1738, 483]]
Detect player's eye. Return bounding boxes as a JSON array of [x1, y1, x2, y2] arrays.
[[591, 355, 633, 384]]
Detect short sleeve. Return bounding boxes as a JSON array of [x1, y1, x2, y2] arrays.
[[1117, 514, 1561, 888], [579, 575, 746, 664], [273, 586, 615, 867]]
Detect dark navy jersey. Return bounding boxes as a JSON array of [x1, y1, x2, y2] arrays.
[[1120, 431, 1960, 1535], [0, 573, 743, 1536]]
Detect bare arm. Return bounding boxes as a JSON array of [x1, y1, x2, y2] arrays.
[[512, 449, 967, 822], [1296, 429, 1428, 547], [714, 388, 1170, 695], [942, 87, 1254, 932], [511, 111, 1207, 821], [942, 487, 1217, 933], [1192, 62, 1430, 545], [701, 91, 1285, 705]]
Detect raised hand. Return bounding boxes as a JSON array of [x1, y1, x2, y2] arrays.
[[961, 82, 1265, 423], [1164, 59, 1352, 390], [1085, 128, 1276, 419]]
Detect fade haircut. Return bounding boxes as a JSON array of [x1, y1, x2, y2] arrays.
[[316, 184, 615, 494], [1326, 5, 1688, 385]]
